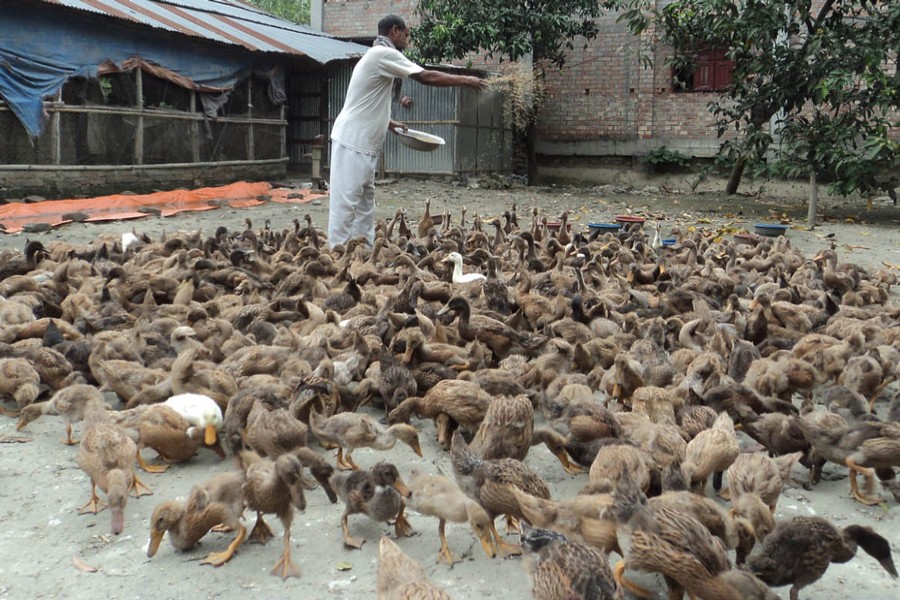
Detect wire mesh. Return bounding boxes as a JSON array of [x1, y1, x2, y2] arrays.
[[0, 69, 286, 169]]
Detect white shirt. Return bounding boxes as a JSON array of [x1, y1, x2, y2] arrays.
[[331, 46, 424, 155]]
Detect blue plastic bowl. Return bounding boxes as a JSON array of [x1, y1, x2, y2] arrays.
[[588, 222, 620, 232], [661, 237, 677, 246], [754, 223, 788, 237]]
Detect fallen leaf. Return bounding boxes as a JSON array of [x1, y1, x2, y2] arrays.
[[843, 244, 871, 251], [72, 555, 98, 573], [335, 561, 353, 571]]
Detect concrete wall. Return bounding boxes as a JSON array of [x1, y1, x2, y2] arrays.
[[0, 162, 286, 200]]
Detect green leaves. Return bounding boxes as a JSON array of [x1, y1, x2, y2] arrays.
[[614, 0, 899, 197], [412, 0, 602, 69]]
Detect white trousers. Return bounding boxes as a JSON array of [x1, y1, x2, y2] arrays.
[[328, 140, 379, 249]]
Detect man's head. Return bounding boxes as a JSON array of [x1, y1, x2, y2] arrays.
[[377, 14, 409, 50]]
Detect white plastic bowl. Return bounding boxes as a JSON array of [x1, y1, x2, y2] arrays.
[[396, 128, 445, 152]]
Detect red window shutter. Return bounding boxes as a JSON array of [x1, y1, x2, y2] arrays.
[[713, 60, 734, 89], [693, 59, 713, 91]]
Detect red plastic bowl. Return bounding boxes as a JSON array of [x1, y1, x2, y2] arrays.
[[615, 215, 647, 225]]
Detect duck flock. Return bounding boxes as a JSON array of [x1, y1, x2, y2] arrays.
[[1, 200, 900, 600]]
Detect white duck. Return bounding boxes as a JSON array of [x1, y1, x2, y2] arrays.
[[442, 251, 486, 284], [163, 393, 223, 446]]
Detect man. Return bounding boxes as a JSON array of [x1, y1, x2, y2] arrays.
[[327, 14, 486, 249]]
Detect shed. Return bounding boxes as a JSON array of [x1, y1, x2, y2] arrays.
[[0, 0, 367, 197]]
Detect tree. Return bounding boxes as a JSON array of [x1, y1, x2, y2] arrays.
[[611, 0, 900, 210], [249, 0, 309, 24], [411, 1, 604, 183]]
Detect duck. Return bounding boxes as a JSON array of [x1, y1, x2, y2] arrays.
[[309, 410, 423, 471], [244, 400, 309, 459], [725, 451, 804, 514], [239, 449, 328, 579], [797, 417, 900, 504], [147, 472, 246, 566], [377, 536, 451, 600], [521, 524, 617, 600], [469, 393, 582, 474], [747, 516, 898, 600], [604, 471, 776, 600], [681, 411, 740, 495], [437, 295, 544, 362], [329, 462, 413, 549], [164, 393, 223, 450], [0, 357, 41, 416], [442, 251, 486, 284], [76, 404, 151, 534], [388, 379, 493, 448], [511, 487, 620, 556], [109, 404, 211, 472], [404, 470, 497, 565], [16, 383, 108, 445], [450, 430, 550, 557]]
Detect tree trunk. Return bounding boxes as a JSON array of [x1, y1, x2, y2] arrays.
[[526, 122, 538, 185], [725, 156, 745, 195], [808, 170, 818, 227]]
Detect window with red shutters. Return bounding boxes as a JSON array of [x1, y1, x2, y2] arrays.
[[673, 48, 734, 92]]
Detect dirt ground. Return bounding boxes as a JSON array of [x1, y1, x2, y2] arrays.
[[1, 170, 899, 600]]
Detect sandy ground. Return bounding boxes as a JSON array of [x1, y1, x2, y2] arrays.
[[1, 173, 900, 600]]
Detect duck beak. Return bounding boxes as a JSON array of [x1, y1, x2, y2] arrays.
[[392, 477, 410, 497], [748, 298, 760, 310], [437, 305, 450, 316], [204, 423, 218, 446], [478, 531, 497, 559], [15, 419, 27, 431], [147, 530, 164, 557], [111, 507, 125, 536], [409, 439, 423, 457]]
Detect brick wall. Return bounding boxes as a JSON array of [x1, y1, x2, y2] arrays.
[[322, 2, 894, 160]]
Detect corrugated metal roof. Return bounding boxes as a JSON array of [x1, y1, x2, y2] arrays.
[[38, 0, 367, 63]]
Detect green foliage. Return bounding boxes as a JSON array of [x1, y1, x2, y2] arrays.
[[644, 146, 690, 168], [605, 0, 900, 197], [411, 1, 603, 70], [248, 0, 309, 24]]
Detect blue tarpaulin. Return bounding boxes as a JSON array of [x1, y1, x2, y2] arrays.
[[0, 6, 272, 137]]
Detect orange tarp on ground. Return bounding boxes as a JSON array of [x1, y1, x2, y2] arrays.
[[0, 181, 327, 234]]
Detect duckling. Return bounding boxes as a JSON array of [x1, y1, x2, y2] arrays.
[[110, 403, 215, 472], [76, 404, 151, 534], [521, 525, 617, 600], [451, 430, 550, 557], [377, 536, 451, 600], [681, 411, 740, 495], [747, 516, 898, 600], [16, 383, 108, 445], [404, 470, 497, 565], [442, 251, 486, 284], [330, 462, 413, 549], [310, 410, 423, 471], [147, 472, 246, 566], [0, 357, 41, 416]]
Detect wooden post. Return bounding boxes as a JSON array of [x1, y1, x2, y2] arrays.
[[190, 91, 200, 162], [50, 89, 62, 165], [808, 170, 818, 227], [247, 78, 254, 161], [134, 68, 144, 165], [280, 103, 286, 161]]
